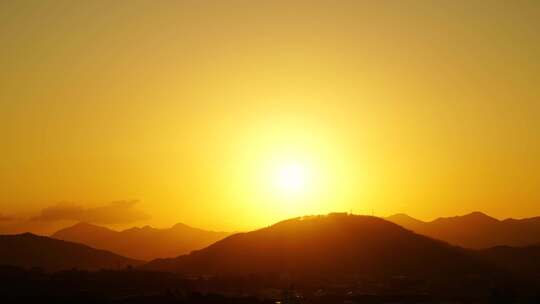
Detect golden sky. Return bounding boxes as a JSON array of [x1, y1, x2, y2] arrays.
[[1, 1, 539, 232]]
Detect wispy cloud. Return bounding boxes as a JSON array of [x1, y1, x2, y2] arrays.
[[0, 213, 13, 221], [32, 200, 150, 225]]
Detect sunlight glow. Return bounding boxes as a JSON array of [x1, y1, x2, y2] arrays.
[[274, 163, 308, 195]]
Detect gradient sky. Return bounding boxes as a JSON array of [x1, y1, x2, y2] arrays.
[[1, 0, 539, 232]]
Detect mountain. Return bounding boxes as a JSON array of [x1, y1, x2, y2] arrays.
[[386, 212, 540, 249], [52, 222, 230, 260], [143, 213, 493, 279], [0, 233, 140, 271]]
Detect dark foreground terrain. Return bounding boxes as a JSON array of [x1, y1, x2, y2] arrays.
[[2, 214, 540, 303], [1, 266, 539, 304]]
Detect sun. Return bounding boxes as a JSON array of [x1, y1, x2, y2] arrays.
[[273, 162, 308, 195]]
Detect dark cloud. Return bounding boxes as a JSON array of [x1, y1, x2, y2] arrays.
[[32, 200, 150, 225]]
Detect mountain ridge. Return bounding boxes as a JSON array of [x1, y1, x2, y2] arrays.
[[386, 211, 540, 248], [52, 221, 230, 260]]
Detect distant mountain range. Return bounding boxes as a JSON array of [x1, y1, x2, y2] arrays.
[[143, 213, 494, 279], [1, 213, 540, 282], [386, 211, 540, 249], [52, 222, 230, 260], [0, 233, 140, 271]]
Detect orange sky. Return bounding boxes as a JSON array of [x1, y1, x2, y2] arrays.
[[1, 1, 539, 232]]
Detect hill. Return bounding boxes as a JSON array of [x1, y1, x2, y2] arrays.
[[387, 212, 540, 248], [0, 233, 140, 271], [143, 213, 493, 279], [52, 222, 230, 260]]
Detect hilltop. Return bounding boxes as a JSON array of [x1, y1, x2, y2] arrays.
[[144, 213, 492, 279]]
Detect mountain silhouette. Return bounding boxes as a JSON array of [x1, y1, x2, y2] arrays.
[[0, 233, 140, 271], [52, 222, 230, 260], [143, 213, 493, 279], [387, 212, 540, 248]]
